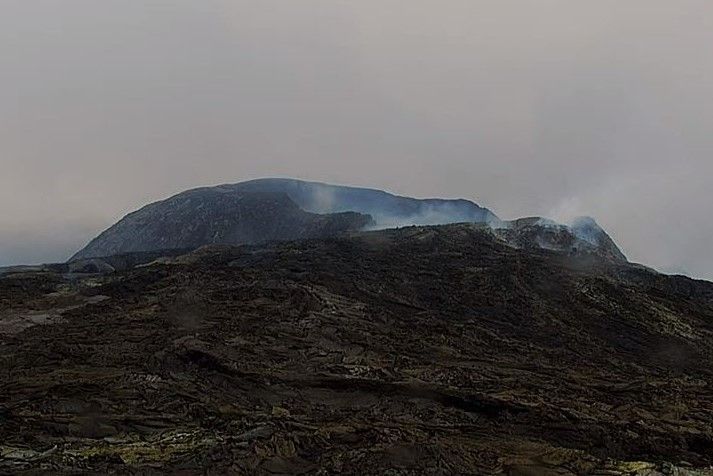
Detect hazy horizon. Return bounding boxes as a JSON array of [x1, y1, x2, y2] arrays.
[[2, 1, 712, 280]]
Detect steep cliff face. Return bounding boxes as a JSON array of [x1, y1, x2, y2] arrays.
[[72, 189, 372, 260]]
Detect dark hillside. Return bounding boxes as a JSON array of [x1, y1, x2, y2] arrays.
[[2, 224, 712, 474]]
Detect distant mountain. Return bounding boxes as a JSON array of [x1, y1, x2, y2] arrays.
[[71, 189, 372, 260], [227, 178, 499, 227], [71, 178, 498, 260], [71, 178, 626, 264]]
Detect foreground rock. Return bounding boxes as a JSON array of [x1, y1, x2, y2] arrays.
[[2, 224, 713, 474]]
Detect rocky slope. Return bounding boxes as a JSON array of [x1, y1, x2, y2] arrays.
[[72, 190, 372, 260], [493, 216, 627, 263], [228, 178, 498, 226], [2, 224, 712, 474], [71, 178, 498, 260]]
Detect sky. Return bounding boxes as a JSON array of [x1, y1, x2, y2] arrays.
[[1, 1, 712, 280]]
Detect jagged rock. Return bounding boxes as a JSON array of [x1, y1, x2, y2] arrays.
[[2, 224, 713, 473]]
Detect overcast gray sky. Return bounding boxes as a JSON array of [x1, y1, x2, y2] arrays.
[[1, 1, 712, 279]]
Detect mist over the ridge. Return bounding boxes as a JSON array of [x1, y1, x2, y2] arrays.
[[1, 1, 712, 279]]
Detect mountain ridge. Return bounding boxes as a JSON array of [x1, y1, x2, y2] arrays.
[[72, 178, 627, 264], [71, 189, 373, 260]]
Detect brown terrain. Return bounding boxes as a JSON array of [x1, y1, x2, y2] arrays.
[[1, 224, 713, 474]]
